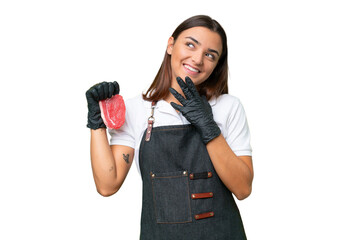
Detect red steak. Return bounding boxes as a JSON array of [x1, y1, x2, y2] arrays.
[[99, 94, 126, 129]]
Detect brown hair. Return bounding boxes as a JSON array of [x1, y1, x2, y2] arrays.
[[142, 15, 228, 101]]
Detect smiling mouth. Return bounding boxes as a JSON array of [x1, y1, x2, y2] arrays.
[[184, 64, 200, 73]]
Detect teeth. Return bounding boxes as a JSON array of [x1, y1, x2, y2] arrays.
[[184, 64, 199, 73]]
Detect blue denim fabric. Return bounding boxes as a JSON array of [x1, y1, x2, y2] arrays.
[[139, 124, 247, 240], [151, 170, 192, 223]]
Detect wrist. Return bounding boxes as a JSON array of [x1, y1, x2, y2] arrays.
[[87, 117, 106, 130], [201, 121, 221, 144], [87, 109, 106, 129]]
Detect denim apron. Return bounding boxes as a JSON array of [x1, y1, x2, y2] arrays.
[[138, 103, 247, 239]]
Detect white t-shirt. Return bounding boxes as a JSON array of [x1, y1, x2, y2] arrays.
[[109, 94, 252, 174]]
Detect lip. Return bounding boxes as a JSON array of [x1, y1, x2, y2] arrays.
[[183, 64, 201, 76]]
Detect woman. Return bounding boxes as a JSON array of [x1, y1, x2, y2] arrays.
[[86, 15, 253, 239]]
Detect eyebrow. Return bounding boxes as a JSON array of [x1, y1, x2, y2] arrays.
[[185, 36, 220, 57]]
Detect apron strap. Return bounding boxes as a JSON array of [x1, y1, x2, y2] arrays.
[[145, 101, 157, 141]]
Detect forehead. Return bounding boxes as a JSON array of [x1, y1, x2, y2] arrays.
[[177, 26, 222, 54]]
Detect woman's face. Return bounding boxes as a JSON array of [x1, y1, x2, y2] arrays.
[[167, 26, 222, 87]]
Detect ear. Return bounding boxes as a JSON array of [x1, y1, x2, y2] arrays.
[[167, 37, 175, 55]]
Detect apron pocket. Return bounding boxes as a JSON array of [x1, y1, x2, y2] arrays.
[[150, 170, 192, 224]]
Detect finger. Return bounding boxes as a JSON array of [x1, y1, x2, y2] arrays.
[[95, 82, 106, 100], [85, 89, 92, 99], [89, 87, 99, 101], [103, 82, 109, 99], [170, 102, 183, 112], [108, 83, 115, 98], [169, 87, 187, 106], [176, 77, 193, 99], [113, 81, 120, 95], [185, 76, 199, 97], [201, 95, 208, 102]]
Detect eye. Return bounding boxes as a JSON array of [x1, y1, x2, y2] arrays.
[[206, 53, 215, 60], [186, 42, 195, 48]]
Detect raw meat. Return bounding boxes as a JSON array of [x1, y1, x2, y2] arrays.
[[99, 94, 126, 129]]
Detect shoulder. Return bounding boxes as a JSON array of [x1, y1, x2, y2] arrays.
[[211, 94, 244, 114], [124, 94, 153, 111], [125, 94, 146, 107], [214, 94, 241, 104], [122, 94, 152, 122]]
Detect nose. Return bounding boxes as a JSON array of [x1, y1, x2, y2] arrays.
[[191, 51, 203, 66]]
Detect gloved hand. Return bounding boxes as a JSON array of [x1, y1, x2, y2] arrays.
[[86, 81, 120, 129], [169, 76, 221, 144]]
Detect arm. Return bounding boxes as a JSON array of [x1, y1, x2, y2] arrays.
[[206, 135, 253, 200], [90, 128, 134, 197], [169, 77, 253, 200], [86, 81, 133, 196]]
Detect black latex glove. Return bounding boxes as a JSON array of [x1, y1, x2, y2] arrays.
[[169, 76, 221, 144], [85, 81, 120, 129]]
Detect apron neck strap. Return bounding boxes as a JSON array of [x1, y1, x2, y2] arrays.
[[145, 101, 157, 142]]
